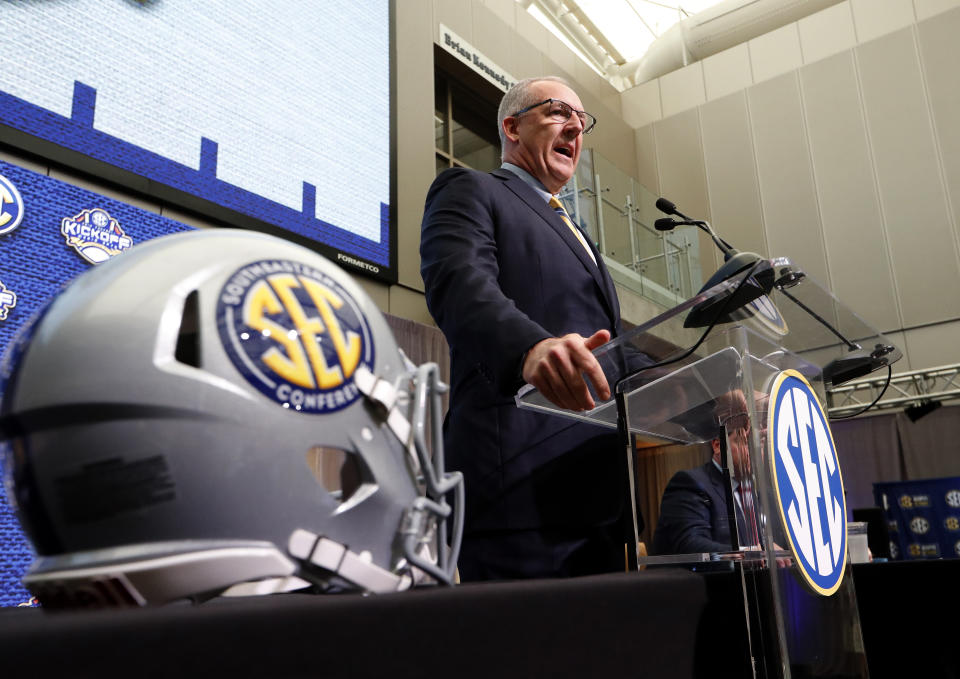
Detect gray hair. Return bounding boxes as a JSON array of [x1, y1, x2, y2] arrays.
[[497, 76, 572, 159]]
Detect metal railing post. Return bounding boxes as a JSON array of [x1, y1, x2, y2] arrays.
[[594, 172, 606, 255], [625, 194, 638, 271]]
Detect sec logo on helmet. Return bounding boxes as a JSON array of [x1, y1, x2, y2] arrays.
[[217, 259, 375, 413], [769, 370, 847, 596]]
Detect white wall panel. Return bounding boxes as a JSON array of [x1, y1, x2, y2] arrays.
[[748, 73, 830, 285], [510, 23, 546, 80], [700, 92, 767, 258], [617, 1, 960, 373], [702, 44, 753, 102], [800, 52, 901, 333], [434, 0, 474, 41], [798, 1, 857, 64], [513, 3, 552, 56], [660, 62, 706, 118], [914, 0, 960, 21], [545, 26, 579, 77], [748, 23, 803, 84], [480, 0, 516, 28], [635, 124, 661, 197], [903, 320, 960, 368], [856, 28, 960, 327], [621, 79, 662, 129], [850, 0, 915, 42], [472, 2, 512, 71], [917, 8, 960, 261], [654, 110, 710, 224], [654, 110, 715, 271]]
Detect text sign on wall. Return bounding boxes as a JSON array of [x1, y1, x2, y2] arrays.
[[438, 25, 516, 92]]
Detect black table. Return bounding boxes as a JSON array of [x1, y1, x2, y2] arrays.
[[0, 568, 749, 678], [1, 560, 955, 678]]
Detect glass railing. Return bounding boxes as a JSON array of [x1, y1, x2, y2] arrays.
[[559, 148, 702, 308]]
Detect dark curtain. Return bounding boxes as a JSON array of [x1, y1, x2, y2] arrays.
[[831, 404, 960, 508], [830, 412, 905, 510], [896, 404, 960, 480]]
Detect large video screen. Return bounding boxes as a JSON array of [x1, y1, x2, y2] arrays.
[[0, 0, 393, 280]]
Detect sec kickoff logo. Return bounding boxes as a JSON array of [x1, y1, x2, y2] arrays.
[[769, 369, 847, 596], [217, 259, 375, 413], [0, 278, 17, 320], [61, 207, 134, 263], [0, 173, 25, 235]]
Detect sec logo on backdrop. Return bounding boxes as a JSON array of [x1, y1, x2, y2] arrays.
[[0, 173, 25, 235], [768, 370, 847, 596]]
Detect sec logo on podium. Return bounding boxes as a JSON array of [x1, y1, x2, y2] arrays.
[[768, 370, 847, 596]]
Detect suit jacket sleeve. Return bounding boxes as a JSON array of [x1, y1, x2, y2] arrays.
[[420, 168, 552, 395], [652, 468, 731, 555]]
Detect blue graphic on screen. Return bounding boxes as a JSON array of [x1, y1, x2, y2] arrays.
[[0, 160, 195, 607], [0, 0, 390, 270], [770, 371, 847, 596]]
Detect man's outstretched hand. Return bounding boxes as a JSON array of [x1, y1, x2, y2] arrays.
[[522, 329, 611, 411]]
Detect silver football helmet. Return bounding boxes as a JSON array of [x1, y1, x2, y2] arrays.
[[0, 229, 462, 607]]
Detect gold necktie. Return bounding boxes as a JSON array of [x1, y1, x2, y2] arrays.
[[549, 196, 596, 265]]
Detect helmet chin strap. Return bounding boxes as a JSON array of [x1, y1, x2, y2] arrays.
[[353, 364, 413, 451], [287, 529, 412, 593]]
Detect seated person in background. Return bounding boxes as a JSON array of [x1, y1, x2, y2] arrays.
[[652, 391, 755, 555]]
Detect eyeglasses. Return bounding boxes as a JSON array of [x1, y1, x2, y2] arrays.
[[511, 98, 597, 135]]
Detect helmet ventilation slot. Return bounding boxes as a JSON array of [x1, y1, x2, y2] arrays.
[[174, 290, 201, 368], [305, 446, 373, 503]]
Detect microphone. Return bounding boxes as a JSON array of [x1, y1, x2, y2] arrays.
[[654, 217, 694, 231], [656, 196, 767, 329], [655, 197, 679, 216], [655, 197, 759, 289], [656, 197, 896, 386]]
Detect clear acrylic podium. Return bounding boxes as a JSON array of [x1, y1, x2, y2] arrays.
[[518, 257, 901, 679]]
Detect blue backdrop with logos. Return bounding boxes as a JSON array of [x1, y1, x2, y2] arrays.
[[0, 160, 194, 606], [874, 477, 960, 561]]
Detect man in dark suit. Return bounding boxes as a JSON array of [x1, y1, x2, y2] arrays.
[[652, 392, 758, 555], [420, 76, 632, 580]]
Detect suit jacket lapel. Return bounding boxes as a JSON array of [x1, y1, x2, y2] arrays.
[[492, 169, 618, 325], [704, 462, 729, 508], [706, 461, 748, 548]]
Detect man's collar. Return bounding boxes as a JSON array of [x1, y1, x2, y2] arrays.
[[712, 458, 739, 486], [501, 163, 552, 202]]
